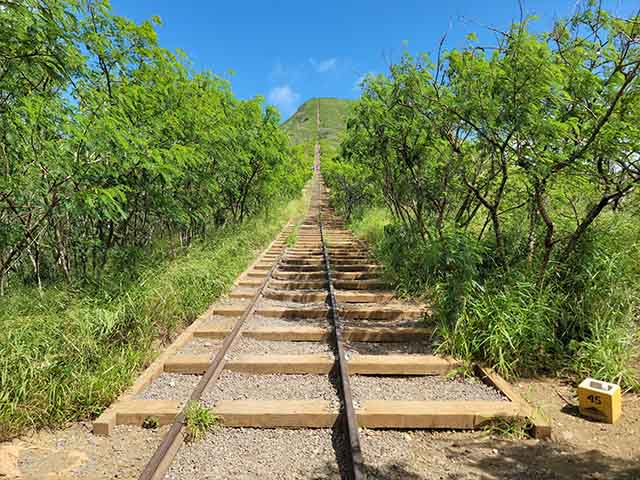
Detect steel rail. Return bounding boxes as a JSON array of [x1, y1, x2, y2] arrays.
[[319, 216, 365, 480], [138, 246, 286, 480]]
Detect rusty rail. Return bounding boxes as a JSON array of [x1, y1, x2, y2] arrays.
[[320, 218, 365, 480]]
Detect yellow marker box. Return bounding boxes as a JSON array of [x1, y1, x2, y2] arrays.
[[577, 378, 621, 424]]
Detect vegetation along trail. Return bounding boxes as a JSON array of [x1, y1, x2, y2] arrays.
[[2, 0, 640, 479]]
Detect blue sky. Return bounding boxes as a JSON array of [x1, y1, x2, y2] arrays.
[[111, 0, 633, 120]]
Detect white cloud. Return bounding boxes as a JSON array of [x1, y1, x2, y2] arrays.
[[309, 57, 337, 73], [267, 85, 300, 116]]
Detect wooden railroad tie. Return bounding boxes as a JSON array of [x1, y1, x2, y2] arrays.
[[163, 354, 461, 375], [97, 395, 549, 438]]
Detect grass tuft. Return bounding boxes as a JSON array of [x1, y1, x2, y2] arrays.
[[142, 416, 160, 429], [483, 417, 533, 440], [184, 401, 217, 442]]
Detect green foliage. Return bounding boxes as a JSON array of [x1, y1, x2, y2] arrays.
[[286, 229, 298, 247], [0, 0, 310, 290], [330, 5, 640, 389], [376, 225, 483, 313], [323, 152, 376, 221], [446, 361, 475, 380], [565, 218, 640, 387], [0, 1, 311, 438], [0, 194, 306, 440], [348, 205, 640, 389], [185, 400, 217, 442]]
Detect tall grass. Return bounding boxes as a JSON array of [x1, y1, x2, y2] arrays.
[[0, 195, 307, 440], [565, 222, 640, 388], [437, 278, 564, 379], [349, 207, 390, 245]]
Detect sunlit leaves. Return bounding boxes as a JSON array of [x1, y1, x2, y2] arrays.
[[0, 0, 305, 285], [334, 3, 639, 276]]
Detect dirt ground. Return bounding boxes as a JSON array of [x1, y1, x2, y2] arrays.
[[359, 378, 640, 480], [1, 377, 638, 480]]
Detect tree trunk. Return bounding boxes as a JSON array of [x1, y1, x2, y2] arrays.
[[526, 199, 537, 265], [27, 244, 43, 296], [535, 185, 554, 285], [562, 188, 632, 258]]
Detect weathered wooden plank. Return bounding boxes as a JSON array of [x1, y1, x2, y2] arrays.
[[348, 355, 459, 375], [344, 327, 432, 342], [332, 264, 382, 272], [94, 400, 181, 435], [116, 400, 182, 427], [164, 355, 212, 374], [252, 264, 273, 271], [333, 272, 381, 281], [193, 327, 232, 338], [243, 326, 331, 341], [281, 260, 325, 267], [213, 304, 249, 316], [246, 271, 269, 278], [334, 280, 386, 290], [268, 279, 327, 289], [273, 271, 326, 280], [229, 288, 258, 299], [255, 305, 328, 319], [357, 400, 524, 429], [263, 289, 327, 302], [340, 305, 424, 320], [336, 291, 395, 303], [475, 365, 551, 439], [212, 400, 338, 428]]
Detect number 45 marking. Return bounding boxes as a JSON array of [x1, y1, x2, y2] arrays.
[[587, 394, 602, 405]]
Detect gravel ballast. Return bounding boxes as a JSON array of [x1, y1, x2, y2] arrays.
[[227, 337, 333, 358], [165, 428, 343, 479], [136, 371, 339, 406], [360, 429, 433, 480], [244, 314, 328, 329], [343, 318, 427, 329], [257, 298, 328, 309], [177, 338, 222, 356], [359, 429, 546, 480], [346, 341, 432, 355], [361, 429, 422, 479], [202, 371, 339, 406], [136, 374, 200, 404], [350, 375, 507, 403]]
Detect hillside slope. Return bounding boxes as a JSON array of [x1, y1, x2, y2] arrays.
[[283, 97, 353, 146]]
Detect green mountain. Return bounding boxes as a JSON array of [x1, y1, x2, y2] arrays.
[[283, 97, 354, 146]]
